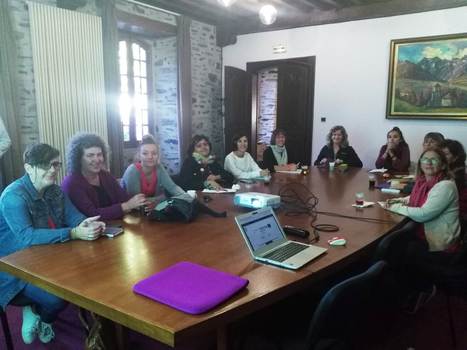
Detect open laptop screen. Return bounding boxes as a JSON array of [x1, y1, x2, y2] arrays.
[[241, 214, 284, 251]]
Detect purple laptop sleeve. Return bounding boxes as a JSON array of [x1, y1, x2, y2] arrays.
[[133, 261, 249, 314]]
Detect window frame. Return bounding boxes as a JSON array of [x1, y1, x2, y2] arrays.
[[118, 34, 154, 148]]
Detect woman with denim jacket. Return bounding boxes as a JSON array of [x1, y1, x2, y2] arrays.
[[0, 144, 105, 345]]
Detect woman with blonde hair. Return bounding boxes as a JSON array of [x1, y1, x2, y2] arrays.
[[121, 134, 185, 199], [314, 125, 362, 167]]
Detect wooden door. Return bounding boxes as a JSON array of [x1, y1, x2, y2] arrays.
[[224, 66, 252, 156], [276, 60, 314, 166]]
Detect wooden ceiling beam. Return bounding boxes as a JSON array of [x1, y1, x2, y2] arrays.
[[233, 0, 467, 35]]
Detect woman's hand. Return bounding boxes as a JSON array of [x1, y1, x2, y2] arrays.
[[384, 198, 404, 208], [207, 174, 221, 181], [122, 194, 149, 212], [260, 169, 270, 177], [335, 159, 343, 165], [71, 216, 105, 241], [287, 163, 297, 171], [319, 158, 328, 165], [206, 180, 223, 190]]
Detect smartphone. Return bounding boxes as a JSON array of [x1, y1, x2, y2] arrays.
[[103, 226, 124, 238]]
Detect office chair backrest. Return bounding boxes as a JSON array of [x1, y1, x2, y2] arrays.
[[305, 260, 388, 349]]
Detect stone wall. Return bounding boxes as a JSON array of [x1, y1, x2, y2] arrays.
[[257, 67, 278, 158], [7, 0, 223, 174], [8, 0, 57, 152], [190, 20, 224, 159], [153, 36, 180, 173]]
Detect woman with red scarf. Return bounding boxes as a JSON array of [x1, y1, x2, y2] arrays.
[[121, 135, 187, 202], [385, 148, 460, 252], [378, 148, 461, 312]]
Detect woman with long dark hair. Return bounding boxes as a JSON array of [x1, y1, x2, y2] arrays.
[[262, 129, 297, 172], [375, 127, 410, 172], [224, 134, 269, 180]]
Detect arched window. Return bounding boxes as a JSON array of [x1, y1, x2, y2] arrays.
[[118, 39, 152, 145]]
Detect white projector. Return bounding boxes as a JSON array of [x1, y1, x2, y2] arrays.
[[233, 192, 281, 209]]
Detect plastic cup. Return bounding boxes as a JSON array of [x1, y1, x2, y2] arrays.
[[355, 192, 365, 206], [368, 174, 376, 189], [329, 162, 335, 171]]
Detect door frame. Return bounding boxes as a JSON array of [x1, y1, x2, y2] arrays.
[[246, 56, 315, 163]]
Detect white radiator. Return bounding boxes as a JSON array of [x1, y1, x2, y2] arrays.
[[29, 2, 108, 179]]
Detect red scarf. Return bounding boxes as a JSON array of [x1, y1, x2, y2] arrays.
[[47, 216, 56, 229], [135, 162, 157, 196], [408, 174, 443, 241]]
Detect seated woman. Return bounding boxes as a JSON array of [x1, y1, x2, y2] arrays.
[[381, 148, 461, 309], [441, 139, 467, 226], [62, 133, 148, 220], [122, 134, 186, 201], [262, 129, 297, 172], [314, 125, 362, 168], [224, 134, 269, 180], [375, 127, 410, 172], [179, 135, 234, 191], [0, 144, 105, 345], [423, 132, 444, 151]]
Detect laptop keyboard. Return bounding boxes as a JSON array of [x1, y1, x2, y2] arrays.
[[263, 242, 308, 262]]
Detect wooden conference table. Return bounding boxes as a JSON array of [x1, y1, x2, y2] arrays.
[[0, 167, 405, 349]]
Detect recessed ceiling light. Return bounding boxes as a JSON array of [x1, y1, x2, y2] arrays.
[[259, 5, 277, 25], [217, 0, 237, 7]]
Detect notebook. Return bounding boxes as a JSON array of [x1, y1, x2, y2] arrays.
[[235, 207, 327, 270], [133, 261, 249, 314]]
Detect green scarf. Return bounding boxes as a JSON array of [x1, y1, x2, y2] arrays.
[[271, 145, 288, 165], [192, 152, 215, 165]]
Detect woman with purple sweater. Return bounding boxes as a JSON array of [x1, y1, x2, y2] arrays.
[[62, 133, 148, 220], [375, 127, 410, 172]]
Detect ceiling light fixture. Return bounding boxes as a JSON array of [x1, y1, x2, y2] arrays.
[[217, 0, 237, 7], [259, 4, 277, 25]]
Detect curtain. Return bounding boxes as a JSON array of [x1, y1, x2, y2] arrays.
[[97, 0, 124, 177], [0, 1, 23, 186], [177, 15, 192, 162]]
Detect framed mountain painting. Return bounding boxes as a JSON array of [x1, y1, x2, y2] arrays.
[[386, 33, 467, 120]]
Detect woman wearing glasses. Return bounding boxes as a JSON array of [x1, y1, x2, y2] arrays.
[[384, 148, 460, 251], [0, 143, 105, 345], [62, 133, 149, 220], [381, 148, 460, 311]]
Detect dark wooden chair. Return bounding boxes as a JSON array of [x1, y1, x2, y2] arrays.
[[303, 261, 389, 349], [0, 309, 14, 350]]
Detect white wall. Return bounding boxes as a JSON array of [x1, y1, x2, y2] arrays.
[[223, 7, 467, 168]]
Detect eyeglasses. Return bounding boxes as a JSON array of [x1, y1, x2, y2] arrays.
[[38, 161, 62, 170], [420, 157, 440, 165]]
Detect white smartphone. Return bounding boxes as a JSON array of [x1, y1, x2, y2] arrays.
[[103, 226, 124, 238]]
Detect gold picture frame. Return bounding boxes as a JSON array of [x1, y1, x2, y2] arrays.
[[386, 33, 467, 120]]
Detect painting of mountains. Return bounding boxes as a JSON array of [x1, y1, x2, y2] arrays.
[[387, 33, 467, 119]]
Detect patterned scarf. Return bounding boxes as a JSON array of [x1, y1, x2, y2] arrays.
[[192, 152, 215, 165], [271, 145, 288, 165]]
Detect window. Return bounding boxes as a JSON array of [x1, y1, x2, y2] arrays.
[[118, 39, 152, 145]]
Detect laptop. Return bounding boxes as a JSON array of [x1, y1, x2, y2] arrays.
[[235, 207, 327, 270]]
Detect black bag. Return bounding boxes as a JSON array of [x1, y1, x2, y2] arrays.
[[148, 196, 227, 223]]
